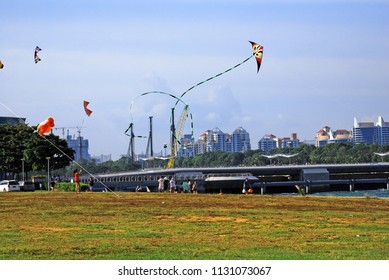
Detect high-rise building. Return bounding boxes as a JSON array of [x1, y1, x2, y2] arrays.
[[375, 116, 389, 145], [224, 133, 232, 153], [193, 139, 206, 155], [232, 127, 251, 152], [193, 127, 252, 155], [258, 134, 277, 152], [353, 116, 389, 145], [277, 133, 300, 149], [315, 126, 352, 147], [207, 127, 225, 152], [177, 134, 194, 157], [66, 135, 90, 161]]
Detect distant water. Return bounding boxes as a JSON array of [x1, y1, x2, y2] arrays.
[[310, 189, 389, 198], [278, 189, 389, 198]]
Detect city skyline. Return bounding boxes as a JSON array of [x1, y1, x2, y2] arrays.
[[1, 0, 388, 160]]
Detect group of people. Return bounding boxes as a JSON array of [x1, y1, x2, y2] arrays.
[[71, 171, 252, 195], [157, 176, 198, 193]]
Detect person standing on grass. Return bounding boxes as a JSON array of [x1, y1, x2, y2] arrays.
[[182, 179, 190, 193], [169, 177, 176, 193], [73, 169, 81, 193], [191, 180, 198, 194], [158, 176, 165, 192], [243, 177, 250, 195], [88, 177, 94, 192]]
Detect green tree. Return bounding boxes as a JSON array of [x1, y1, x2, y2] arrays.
[[0, 124, 75, 178]]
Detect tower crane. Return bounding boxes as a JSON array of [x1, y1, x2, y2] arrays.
[[54, 126, 86, 160], [54, 126, 79, 138]]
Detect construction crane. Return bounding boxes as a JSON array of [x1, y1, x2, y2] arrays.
[[54, 126, 79, 138], [167, 105, 190, 168], [54, 126, 86, 160]]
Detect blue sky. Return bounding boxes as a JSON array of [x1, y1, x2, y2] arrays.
[[1, 0, 389, 160]]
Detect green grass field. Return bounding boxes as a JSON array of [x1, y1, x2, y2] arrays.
[[1, 192, 388, 260]]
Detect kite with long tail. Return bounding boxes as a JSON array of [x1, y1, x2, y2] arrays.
[[174, 40, 263, 107], [128, 90, 195, 142], [130, 90, 192, 123]]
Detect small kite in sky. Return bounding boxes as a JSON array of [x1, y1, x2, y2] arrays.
[[34, 46, 42, 64], [250, 41, 263, 73], [37, 117, 55, 136], [0, 60, 4, 69], [83, 100, 92, 116]]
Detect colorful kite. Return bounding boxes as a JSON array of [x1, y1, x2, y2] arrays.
[[83, 100, 92, 116], [250, 41, 263, 72], [37, 117, 55, 136], [0, 60, 4, 69], [174, 40, 264, 107], [34, 46, 42, 64]]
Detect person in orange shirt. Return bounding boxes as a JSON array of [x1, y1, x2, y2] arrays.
[[73, 169, 81, 193]]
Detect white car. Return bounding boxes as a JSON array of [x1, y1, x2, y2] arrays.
[[0, 180, 21, 192]]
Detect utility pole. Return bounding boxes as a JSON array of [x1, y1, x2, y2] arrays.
[[126, 123, 135, 163], [77, 127, 83, 160], [171, 108, 176, 156], [149, 116, 153, 157]]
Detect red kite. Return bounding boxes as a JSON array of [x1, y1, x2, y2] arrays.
[[249, 41, 263, 73], [83, 100, 92, 116]]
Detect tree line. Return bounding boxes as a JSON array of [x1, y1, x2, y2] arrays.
[[174, 142, 389, 167]]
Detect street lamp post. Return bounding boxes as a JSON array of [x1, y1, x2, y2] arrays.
[[21, 159, 25, 181], [163, 143, 167, 157], [46, 157, 51, 192]]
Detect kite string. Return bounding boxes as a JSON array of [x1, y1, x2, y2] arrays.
[[0, 102, 24, 120], [174, 54, 254, 107], [0, 102, 120, 198], [40, 135, 121, 198], [79, 118, 85, 131]]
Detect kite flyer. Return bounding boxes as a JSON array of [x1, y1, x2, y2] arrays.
[[73, 169, 81, 193]]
